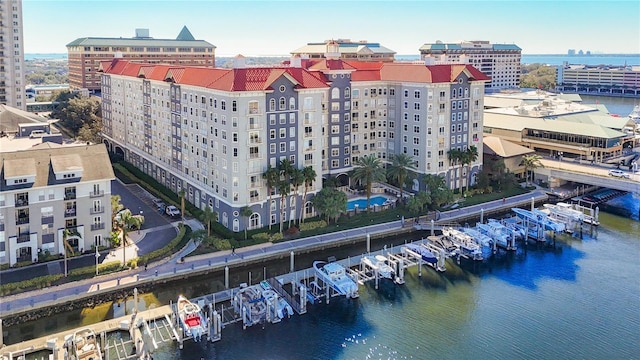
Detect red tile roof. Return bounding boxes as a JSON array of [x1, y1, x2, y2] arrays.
[[379, 63, 490, 83]]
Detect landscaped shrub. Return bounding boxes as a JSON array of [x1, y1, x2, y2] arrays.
[[251, 233, 270, 242], [269, 233, 283, 242], [212, 237, 232, 251], [138, 225, 189, 265], [299, 220, 328, 232]]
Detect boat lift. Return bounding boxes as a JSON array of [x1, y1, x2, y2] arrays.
[[401, 242, 447, 273]]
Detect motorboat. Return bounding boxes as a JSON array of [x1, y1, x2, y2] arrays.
[[177, 295, 207, 341], [629, 104, 640, 124], [498, 217, 527, 240], [259, 280, 293, 320], [232, 283, 267, 328], [64, 328, 103, 360], [405, 243, 438, 264], [512, 208, 565, 232], [362, 255, 395, 280], [313, 261, 359, 299], [461, 227, 493, 247], [542, 203, 586, 233], [441, 227, 483, 260], [477, 221, 517, 251]]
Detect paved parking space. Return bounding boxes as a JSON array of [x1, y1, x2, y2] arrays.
[[111, 180, 171, 229]]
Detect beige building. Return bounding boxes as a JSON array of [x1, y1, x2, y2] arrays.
[[483, 135, 534, 179], [0, 142, 114, 266], [291, 39, 396, 62], [0, 0, 25, 110], [67, 27, 216, 92]]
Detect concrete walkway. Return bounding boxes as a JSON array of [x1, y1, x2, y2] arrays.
[[0, 189, 548, 319]]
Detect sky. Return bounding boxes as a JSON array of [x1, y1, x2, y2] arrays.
[[22, 0, 640, 56]]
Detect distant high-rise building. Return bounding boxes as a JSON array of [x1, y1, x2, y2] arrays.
[[66, 27, 216, 92], [418, 40, 521, 91], [291, 39, 396, 62], [0, 0, 26, 110], [568, 49, 576, 56]]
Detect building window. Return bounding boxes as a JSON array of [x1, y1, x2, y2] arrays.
[[269, 99, 276, 111]]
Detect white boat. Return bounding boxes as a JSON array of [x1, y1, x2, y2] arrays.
[[629, 104, 640, 124], [461, 227, 493, 247], [64, 328, 103, 360], [177, 295, 207, 341], [512, 208, 566, 233], [442, 227, 483, 260], [362, 255, 395, 280], [259, 280, 293, 320], [477, 221, 517, 251], [313, 261, 359, 299]]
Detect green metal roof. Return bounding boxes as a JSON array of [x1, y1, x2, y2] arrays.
[[66, 37, 215, 48]]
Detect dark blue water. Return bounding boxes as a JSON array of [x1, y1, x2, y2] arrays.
[[148, 196, 639, 359]]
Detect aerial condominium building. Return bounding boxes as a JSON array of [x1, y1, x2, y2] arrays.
[[291, 39, 396, 62], [0, 143, 114, 266], [0, 0, 26, 110], [100, 52, 488, 232], [66, 27, 216, 92], [419, 40, 521, 91], [556, 63, 640, 97]]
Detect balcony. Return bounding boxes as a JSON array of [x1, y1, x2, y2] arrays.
[[248, 153, 262, 160], [304, 132, 314, 138], [248, 138, 262, 145], [248, 182, 260, 189], [15, 197, 29, 207], [17, 234, 31, 243], [247, 107, 261, 115], [65, 208, 77, 218], [304, 159, 315, 166], [304, 146, 314, 152], [90, 190, 104, 198], [247, 123, 262, 131], [64, 191, 76, 200], [249, 195, 262, 203], [16, 216, 30, 225], [90, 206, 105, 214], [91, 223, 105, 231]]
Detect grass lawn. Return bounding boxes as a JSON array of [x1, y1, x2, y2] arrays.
[[459, 186, 531, 207]]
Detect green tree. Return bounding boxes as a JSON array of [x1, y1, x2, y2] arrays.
[[203, 206, 216, 237], [351, 155, 386, 212], [77, 116, 103, 144], [53, 95, 102, 135], [299, 166, 317, 224], [311, 187, 347, 224], [114, 209, 144, 267], [520, 64, 557, 90], [240, 206, 253, 240], [289, 167, 304, 226], [447, 148, 463, 195], [386, 153, 416, 202], [111, 195, 124, 229], [520, 154, 544, 186], [423, 174, 453, 209], [406, 196, 423, 216], [62, 227, 81, 277], [262, 165, 279, 230], [178, 189, 185, 221], [463, 145, 479, 193], [277, 179, 291, 234]]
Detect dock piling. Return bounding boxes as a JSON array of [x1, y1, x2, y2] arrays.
[[290, 251, 295, 273], [225, 266, 229, 289]]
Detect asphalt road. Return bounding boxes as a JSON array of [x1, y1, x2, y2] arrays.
[[0, 180, 177, 285]]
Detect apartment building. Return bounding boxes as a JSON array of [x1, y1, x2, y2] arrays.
[[67, 27, 216, 92], [0, 142, 114, 266], [291, 39, 396, 62], [556, 63, 640, 97], [100, 56, 488, 231], [0, 0, 25, 110], [419, 40, 521, 91]]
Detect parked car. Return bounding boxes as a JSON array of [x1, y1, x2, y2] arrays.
[[152, 198, 166, 211], [608, 169, 630, 179], [165, 205, 181, 217], [29, 130, 45, 138]]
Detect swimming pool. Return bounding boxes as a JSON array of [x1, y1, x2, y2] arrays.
[[347, 195, 390, 211]]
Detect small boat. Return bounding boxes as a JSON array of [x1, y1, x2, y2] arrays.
[[313, 261, 359, 299], [362, 255, 395, 280], [628, 104, 640, 124], [461, 227, 493, 247], [477, 222, 517, 251], [442, 227, 483, 260], [177, 295, 207, 342], [405, 243, 438, 264], [259, 280, 294, 320], [64, 328, 103, 360], [277, 297, 294, 319], [512, 208, 565, 233]]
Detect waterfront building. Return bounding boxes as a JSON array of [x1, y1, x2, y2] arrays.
[[25, 84, 69, 100], [0, 0, 26, 110], [556, 63, 640, 97], [483, 92, 637, 163], [0, 141, 114, 266], [482, 135, 534, 180], [66, 27, 216, 92], [418, 40, 521, 91], [291, 39, 396, 62], [100, 54, 488, 231]]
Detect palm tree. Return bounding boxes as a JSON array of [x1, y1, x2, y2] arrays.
[[240, 206, 254, 240], [203, 206, 215, 237], [387, 153, 416, 202], [277, 179, 291, 233], [464, 145, 479, 193], [62, 227, 81, 277], [351, 155, 386, 212], [299, 166, 317, 224], [114, 209, 144, 267], [178, 189, 185, 221], [111, 195, 124, 228], [447, 148, 464, 196], [262, 165, 279, 230], [289, 167, 304, 226], [520, 154, 544, 186]]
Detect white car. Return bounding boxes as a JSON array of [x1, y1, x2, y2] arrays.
[[608, 169, 630, 179], [165, 205, 181, 217]]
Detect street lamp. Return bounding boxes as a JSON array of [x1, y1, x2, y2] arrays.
[[95, 247, 100, 276], [558, 151, 563, 169]]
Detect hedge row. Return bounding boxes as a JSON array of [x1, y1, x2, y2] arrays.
[[0, 274, 63, 296], [138, 225, 189, 266]]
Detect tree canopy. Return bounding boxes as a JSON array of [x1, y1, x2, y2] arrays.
[[311, 187, 347, 224]]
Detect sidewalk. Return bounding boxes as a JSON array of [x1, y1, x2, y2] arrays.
[[0, 189, 548, 319]]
